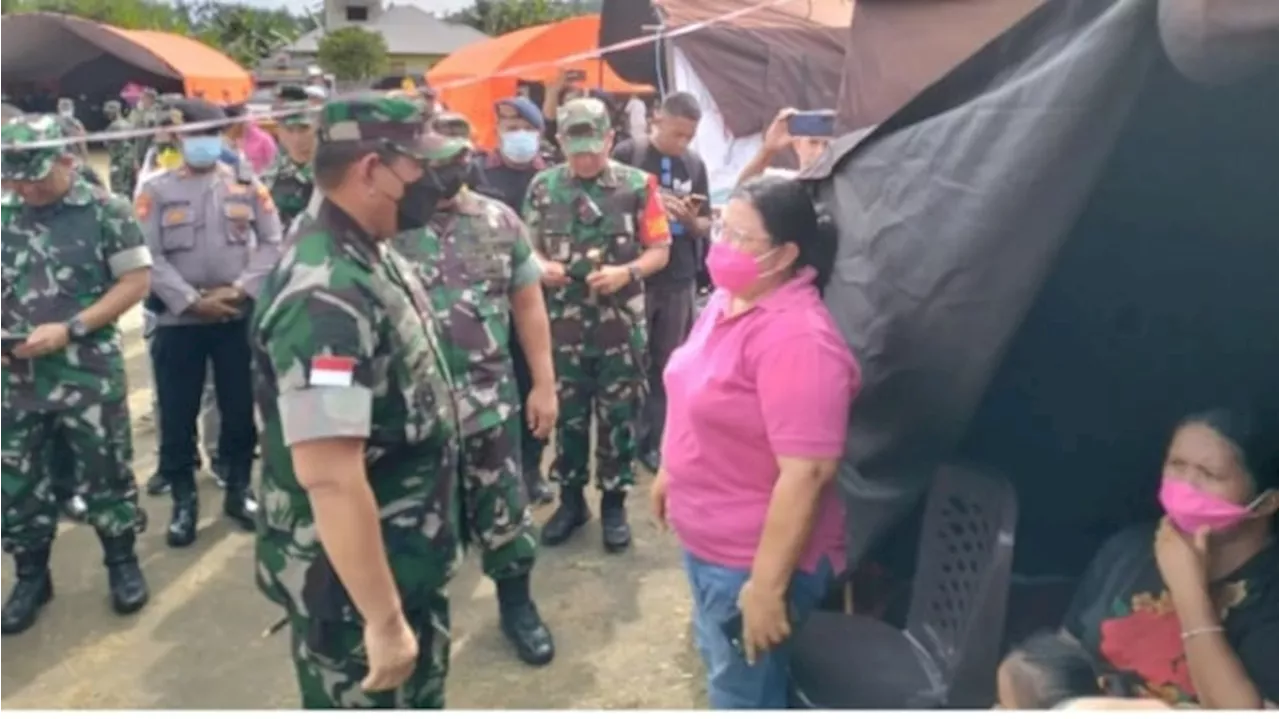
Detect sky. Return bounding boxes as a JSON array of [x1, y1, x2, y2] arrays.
[[217, 0, 477, 14]]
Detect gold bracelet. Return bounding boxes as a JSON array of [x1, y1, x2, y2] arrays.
[[1180, 625, 1224, 641]]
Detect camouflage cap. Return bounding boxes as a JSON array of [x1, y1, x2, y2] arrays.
[[556, 97, 610, 154], [429, 111, 471, 140], [277, 101, 315, 128], [319, 94, 429, 159], [1, 114, 66, 181], [420, 131, 470, 165]]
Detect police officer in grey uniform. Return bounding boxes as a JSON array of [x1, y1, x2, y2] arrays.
[[136, 98, 283, 547]]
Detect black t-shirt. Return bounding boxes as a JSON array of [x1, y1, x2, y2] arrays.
[[1062, 524, 1278, 705], [469, 151, 545, 215], [612, 138, 710, 287]]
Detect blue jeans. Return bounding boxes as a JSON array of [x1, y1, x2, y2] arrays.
[[683, 550, 833, 709]]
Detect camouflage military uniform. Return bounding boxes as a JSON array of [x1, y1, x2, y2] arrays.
[[523, 118, 666, 496], [261, 108, 315, 230], [393, 186, 539, 581], [103, 101, 137, 195], [252, 96, 461, 709], [1, 116, 152, 634]]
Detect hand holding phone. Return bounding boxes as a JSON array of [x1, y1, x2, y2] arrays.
[[1, 333, 28, 358], [786, 110, 836, 138]]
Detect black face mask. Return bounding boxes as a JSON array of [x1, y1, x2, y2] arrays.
[[433, 163, 468, 200], [394, 170, 444, 232]]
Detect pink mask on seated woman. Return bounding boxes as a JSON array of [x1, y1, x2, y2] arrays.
[[1159, 476, 1269, 534]]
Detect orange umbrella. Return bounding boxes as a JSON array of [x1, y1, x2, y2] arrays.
[[428, 14, 652, 149]]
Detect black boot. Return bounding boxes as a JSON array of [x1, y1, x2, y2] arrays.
[[1, 547, 53, 635], [496, 573, 555, 666], [600, 490, 632, 553], [167, 479, 199, 548], [99, 531, 149, 615], [540, 487, 589, 546], [222, 465, 257, 532], [145, 472, 171, 496]]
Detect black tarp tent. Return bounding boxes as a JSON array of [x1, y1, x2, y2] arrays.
[[806, 0, 1278, 578]]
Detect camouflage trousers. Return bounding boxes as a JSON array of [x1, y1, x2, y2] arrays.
[[551, 349, 645, 492], [288, 590, 450, 709], [1, 398, 144, 555], [109, 164, 137, 197], [461, 419, 537, 580]]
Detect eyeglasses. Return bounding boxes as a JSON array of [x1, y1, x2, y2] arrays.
[[710, 219, 770, 249]]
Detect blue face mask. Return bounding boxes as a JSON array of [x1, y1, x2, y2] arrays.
[[499, 130, 540, 164], [181, 136, 224, 168]]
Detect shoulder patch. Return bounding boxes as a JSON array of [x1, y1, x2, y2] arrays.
[[134, 191, 154, 221]]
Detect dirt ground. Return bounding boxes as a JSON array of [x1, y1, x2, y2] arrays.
[[0, 301, 707, 708]]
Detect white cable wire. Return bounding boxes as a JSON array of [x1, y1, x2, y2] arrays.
[[1, 0, 799, 151]]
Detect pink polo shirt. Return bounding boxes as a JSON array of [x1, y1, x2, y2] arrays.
[[662, 267, 860, 574]]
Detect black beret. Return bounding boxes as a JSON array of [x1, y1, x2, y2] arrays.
[[275, 84, 309, 102], [164, 98, 227, 130]]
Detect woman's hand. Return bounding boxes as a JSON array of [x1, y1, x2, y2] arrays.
[[649, 468, 670, 530], [1155, 518, 1211, 598], [738, 579, 790, 666]]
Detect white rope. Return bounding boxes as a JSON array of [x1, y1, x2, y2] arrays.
[[1, 0, 801, 151]]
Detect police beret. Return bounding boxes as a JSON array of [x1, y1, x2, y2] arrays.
[[166, 98, 227, 128]]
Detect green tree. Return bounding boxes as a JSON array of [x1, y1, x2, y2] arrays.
[[186, 1, 315, 68], [1, 0, 314, 67], [316, 26, 388, 82], [446, 0, 594, 37], [1, 0, 190, 31]]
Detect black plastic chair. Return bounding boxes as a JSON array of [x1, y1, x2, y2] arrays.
[[789, 465, 1018, 709]]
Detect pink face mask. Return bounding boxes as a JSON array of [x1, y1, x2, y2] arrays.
[[706, 242, 777, 294], [1158, 475, 1266, 534]]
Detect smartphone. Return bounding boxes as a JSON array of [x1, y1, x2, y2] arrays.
[[564, 69, 587, 83], [1, 333, 28, 357], [787, 110, 837, 138], [719, 612, 748, 658]]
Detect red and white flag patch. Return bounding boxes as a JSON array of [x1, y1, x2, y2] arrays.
[[310, 355, 356, 388]]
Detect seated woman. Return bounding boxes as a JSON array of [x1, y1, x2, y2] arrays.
[[650, 176, 860, 709], [1063, 407, 1278, 708]]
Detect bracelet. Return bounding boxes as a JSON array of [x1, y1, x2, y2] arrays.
[[1180, 625, 1224, 641]]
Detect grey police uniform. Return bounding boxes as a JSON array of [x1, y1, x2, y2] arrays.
[[137, 98, 283, 546]]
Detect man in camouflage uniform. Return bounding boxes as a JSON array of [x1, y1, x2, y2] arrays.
[[524, 98, 672, 553], [251, 94, 461, 709], [0, 116, 153, 634], [393, 125, 558, 666], [261, 89, 316, 230], [103, 100, 137, 195], [128, 88, 161, 173]]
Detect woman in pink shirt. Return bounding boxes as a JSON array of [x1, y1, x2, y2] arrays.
[[652, 176, 860, 708]]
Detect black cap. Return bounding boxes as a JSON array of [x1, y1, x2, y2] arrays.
[[276, 84, 309, 102], [166, 98, 227, 132]]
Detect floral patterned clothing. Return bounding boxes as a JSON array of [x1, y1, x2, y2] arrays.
[[1063, 524, 1277, 705]]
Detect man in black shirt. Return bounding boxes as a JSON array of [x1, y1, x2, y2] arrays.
[[471, 96, 558, 505], [612, 92, 711, 471]]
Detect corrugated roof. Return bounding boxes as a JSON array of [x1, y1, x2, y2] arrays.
[[287, 4, 488, 55]]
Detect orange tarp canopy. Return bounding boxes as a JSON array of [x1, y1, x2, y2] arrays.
[[428, 14, 652, 149], [107, 28, 252, 103]]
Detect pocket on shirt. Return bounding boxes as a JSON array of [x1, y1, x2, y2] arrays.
[[223, 200, 256, 245], [159, 205, 197, 251]]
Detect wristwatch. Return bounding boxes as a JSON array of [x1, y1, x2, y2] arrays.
[[627, 265, 642, 284], [66, 316, 89, 340]]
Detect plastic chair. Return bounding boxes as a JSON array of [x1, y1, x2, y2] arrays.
[[789, 465, 1018, 709]]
